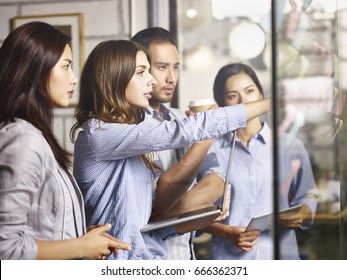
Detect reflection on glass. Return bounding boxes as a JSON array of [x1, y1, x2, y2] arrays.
[[178, 0, 346, 259]]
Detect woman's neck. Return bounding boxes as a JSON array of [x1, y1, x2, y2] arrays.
[[237, 118, 263, 148]]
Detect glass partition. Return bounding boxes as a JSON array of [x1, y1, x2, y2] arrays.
[[177, 0, 347, 259], [274, 0, 346, 260]]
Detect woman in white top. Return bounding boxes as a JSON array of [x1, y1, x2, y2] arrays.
[[0, 22, 131, 260]]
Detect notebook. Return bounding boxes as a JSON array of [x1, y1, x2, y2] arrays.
[[245, 204, 303, 232], [141, 131, 236, 232]]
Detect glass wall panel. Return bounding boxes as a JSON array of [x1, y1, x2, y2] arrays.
[[177, 0, 346, 259], [275, 0, 346, 260]]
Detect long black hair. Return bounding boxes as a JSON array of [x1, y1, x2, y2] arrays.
[[213, 63, 264, 107], [0, 21, 72, 171]]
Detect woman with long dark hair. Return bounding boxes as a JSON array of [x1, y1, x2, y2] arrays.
[[0, 22, 130, 259], [200, 63, 319, 259]]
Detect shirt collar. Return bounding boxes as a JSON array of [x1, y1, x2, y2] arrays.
[[145, 104, 172, 121], [221, 121, 272, 147], [257, 122, 272, 143]]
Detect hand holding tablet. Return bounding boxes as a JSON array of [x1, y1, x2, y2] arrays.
[[246, 205, 303, 232]]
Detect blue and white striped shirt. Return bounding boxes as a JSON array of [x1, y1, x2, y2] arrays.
[[73, 104, 247, 259]]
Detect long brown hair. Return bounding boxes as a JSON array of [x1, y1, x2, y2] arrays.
[[71, 40, 159, 172], [0, 21, 72, 171]]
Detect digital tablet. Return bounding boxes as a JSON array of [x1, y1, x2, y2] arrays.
[[245, 204, 303, 232], [140, 204, 224, 232]]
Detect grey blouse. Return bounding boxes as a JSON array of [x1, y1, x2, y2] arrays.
[[0, 119, 86, 259]]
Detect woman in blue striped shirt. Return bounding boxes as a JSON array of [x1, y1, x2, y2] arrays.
[[71, 40, 271, 259]]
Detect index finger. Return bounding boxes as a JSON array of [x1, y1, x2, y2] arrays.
[[108, 239, 132, 251]]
